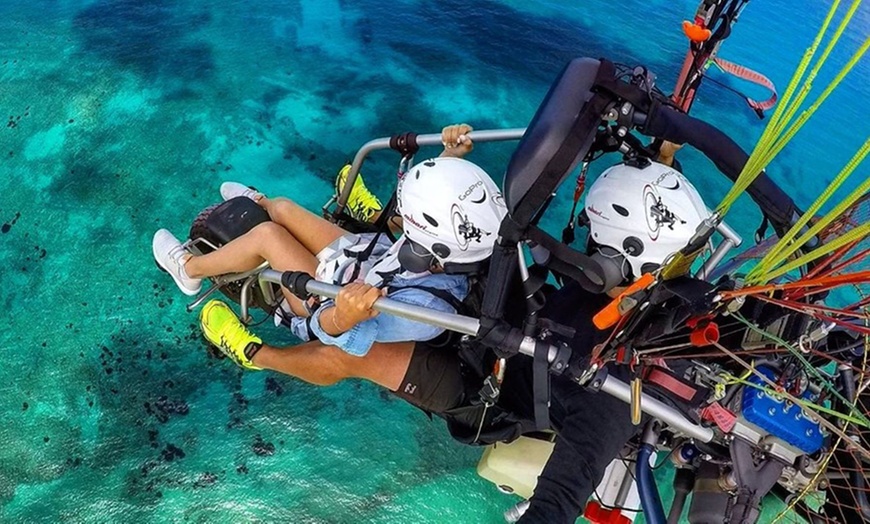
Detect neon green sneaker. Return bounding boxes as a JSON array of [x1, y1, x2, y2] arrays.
[[199, 300, 263, 370], [335, 164, 383, 222]]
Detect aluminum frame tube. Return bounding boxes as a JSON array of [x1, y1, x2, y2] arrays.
[[259, 270, 482, 336], [597, 375, 715, 443], [259, 269, 715, 443], [331, 128, 526, 215]]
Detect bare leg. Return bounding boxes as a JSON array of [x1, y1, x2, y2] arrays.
[[252, 340, 414, 390], [258, 197, 347, 255], [184, 222, 317, 315]]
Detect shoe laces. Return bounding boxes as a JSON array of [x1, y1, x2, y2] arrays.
[[218, 320, 255, 360]]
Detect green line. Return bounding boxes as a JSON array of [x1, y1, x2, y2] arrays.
[[759, 221, 870, 282], [747, 136, 870, 283], [731, 312, 870, 426], [715, 0, 865, 216], [757, 35, 870, 178], [770, 0, 863, 137], [765, 0, 842, 137]]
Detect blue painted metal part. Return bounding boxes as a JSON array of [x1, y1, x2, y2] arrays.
[[636, 443, 667, 524], [741, 367, 824, 454]]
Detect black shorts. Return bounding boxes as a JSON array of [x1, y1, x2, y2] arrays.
[[391, 342, 466, 414]]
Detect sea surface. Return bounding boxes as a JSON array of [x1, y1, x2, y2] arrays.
[[0, 0, 867, 522]]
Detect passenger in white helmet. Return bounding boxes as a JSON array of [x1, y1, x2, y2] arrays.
[[321, 156, 712, 524], [153, 124, 505, 363]]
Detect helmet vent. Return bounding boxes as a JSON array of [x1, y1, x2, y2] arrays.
[[612, 204, 630, 217], [424, 161, 436, 167], [623, 236, 645, 256], [641, 262, 660, 274], [415, 169, 421, 179], [423, 213, 439, 227], [432, 243, 452, 258]]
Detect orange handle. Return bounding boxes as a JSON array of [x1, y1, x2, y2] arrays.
[[682, 20, 712, 43], [593, 273, 656, 330]]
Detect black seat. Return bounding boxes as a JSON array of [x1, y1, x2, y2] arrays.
[[504, 57, 607, 229]]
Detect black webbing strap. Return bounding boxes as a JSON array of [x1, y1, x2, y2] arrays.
[[593, 71, 654, 113], [533, 339, 550, 430], [341, 192, 399, 283], [525, 225, 606, 294], [512, 60, 617, 227]]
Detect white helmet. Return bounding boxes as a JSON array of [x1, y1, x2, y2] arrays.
[[584, 161, 710, 287], [397, 157, 507, 272]]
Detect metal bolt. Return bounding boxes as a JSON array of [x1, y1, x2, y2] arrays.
[[555, 362, 563, 370], [592, 380, 601, 389], [617, 127, 627, 137], [806, 429, 814, 437], [757, 391, 764, 399], [768, 407, 777, 416]]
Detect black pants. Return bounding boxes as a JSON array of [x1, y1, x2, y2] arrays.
[[516, 374, 639, 523], [394, 279, 642, 523]]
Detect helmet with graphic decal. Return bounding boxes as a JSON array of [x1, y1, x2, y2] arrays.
[[584, 161, 711, 291], [397, 157, 507, 273]]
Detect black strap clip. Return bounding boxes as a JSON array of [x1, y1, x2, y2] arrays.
[[281, 271, 314, 301], [389, 132, 419, 158], [479, 374, 501, 405]]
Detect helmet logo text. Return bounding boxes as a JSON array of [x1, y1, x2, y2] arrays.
[[459, 180, 484, 201]]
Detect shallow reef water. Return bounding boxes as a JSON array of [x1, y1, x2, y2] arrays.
[[0, 0, 867, 522]]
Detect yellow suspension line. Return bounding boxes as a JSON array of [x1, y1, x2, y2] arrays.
[[715, 0, 863, 215], [747, 137, 870, 283]]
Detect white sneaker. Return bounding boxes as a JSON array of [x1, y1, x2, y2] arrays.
[[220, 182, 262, 202], [152, 229, 202, 296]]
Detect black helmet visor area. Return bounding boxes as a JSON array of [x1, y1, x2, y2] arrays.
[[398, 238, 436, 273]]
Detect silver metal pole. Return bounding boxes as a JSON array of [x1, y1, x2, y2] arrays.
[[259, 270, 482, 336], [597, 375, 714, 443], [716, 220, 741, 247], [259, 269, 715, 443], [696, 214, 742, 281], [698, 237, 737, 281], [332, 128, 526, 215]]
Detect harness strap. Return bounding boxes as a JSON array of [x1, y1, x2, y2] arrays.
[[533, 339, 551, 430], [643, 366, 708, 409], [338, 192, 399, 283], [711, 57, 778, 112], [562, 163, 588, 244], [526, 225, 605, 294]]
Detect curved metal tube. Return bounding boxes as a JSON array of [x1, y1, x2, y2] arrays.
[[331, 128, 526, 215]]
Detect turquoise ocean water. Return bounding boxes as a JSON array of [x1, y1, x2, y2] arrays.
[[0, 0, 867, 522]]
